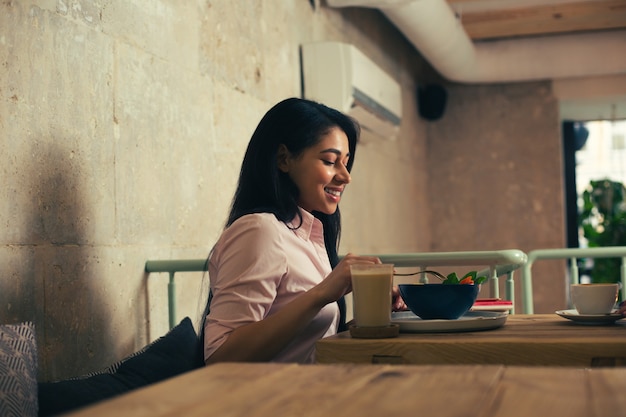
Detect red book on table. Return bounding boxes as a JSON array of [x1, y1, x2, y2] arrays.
[[471, 298, 513, 312]]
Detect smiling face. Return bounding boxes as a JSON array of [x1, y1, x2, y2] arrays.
[[278, 127, 351, 215]]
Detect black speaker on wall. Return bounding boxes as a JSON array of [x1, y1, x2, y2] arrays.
[[418, 84, 447, 121]]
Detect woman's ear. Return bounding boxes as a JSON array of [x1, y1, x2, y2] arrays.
[[277, 144, 291, 173]]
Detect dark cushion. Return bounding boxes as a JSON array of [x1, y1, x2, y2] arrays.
[[38, 317, 204, 416], [0, 322, 38, 417]]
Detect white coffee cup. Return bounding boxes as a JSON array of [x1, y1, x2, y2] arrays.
[[350, 263, 394, 327], [570, 283, 619, 315]]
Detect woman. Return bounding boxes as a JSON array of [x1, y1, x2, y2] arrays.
[[202, 97, 382, 364]]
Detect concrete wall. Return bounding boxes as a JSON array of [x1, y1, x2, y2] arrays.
[[426, 82, 567, 312], [1, 0, 565, 380]]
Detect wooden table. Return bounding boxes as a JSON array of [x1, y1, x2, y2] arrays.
[[316, 314, 626, 367], [64, 362, 626, 417]]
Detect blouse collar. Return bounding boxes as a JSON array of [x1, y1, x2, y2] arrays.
[[289, 208, 324, 243]]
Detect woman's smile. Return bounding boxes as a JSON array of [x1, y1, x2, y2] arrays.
[[324, 186, 343, 202]]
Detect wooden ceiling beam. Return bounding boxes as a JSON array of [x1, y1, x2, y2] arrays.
[[449, 0, 626, 40]]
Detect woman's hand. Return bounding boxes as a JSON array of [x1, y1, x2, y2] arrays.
[[312, 253, 381, 306], [392, 286, 407, 311], [619, 300, 626, 316]]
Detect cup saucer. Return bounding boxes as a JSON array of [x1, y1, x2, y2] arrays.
[[555, 309, 624, 325]]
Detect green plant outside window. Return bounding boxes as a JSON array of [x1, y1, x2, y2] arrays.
[[578, 179, 626, 285]]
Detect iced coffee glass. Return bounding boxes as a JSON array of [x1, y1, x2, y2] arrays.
[[350, 263, 394, 327]]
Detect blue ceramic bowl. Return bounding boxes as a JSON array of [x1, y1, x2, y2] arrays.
[[398, 284, 480, 320]]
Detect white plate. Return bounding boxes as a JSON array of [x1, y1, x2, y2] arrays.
[[391, 311, 508, 333], [555, 309, 624, 325]]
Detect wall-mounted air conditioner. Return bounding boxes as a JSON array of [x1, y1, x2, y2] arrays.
[[301, 41, 402, 141]]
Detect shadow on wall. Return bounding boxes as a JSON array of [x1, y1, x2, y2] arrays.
[[28, 141, 112, 381]]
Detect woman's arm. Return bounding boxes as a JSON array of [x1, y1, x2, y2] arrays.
[[205, 253, 379, 364]]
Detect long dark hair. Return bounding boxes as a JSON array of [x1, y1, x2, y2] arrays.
[[226, 97, 359, 267]]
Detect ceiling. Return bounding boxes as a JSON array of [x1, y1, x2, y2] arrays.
[[327, 0, 626, 121], [449, 0, 626, 121]]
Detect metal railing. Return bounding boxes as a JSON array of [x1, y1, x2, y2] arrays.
[[146, 249, 527, 327], [520, 246, 626, 314], [370, 250, 527, 314], [145, 259, 208, 329]]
